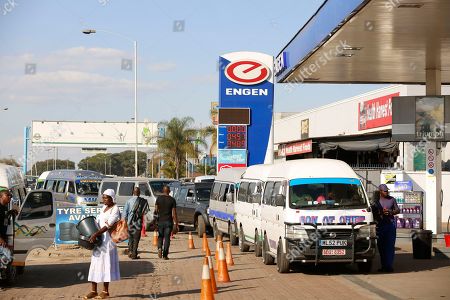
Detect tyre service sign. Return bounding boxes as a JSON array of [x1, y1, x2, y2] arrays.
[[218, 52, 274, 168]]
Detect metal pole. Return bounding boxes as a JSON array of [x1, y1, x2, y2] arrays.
[[204, 155, 207, 175], [151, 154, 154, 178], [134, 40, 138, 177]]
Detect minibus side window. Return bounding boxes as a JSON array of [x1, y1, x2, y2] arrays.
[[211, 182, 221, 201], [263, 182, 274, 205], [238, 182, 249, 202], [118, 182, 135, 196], [247, 182, 258, 203], [271, 182, 282, 206], [101, 182, 118, 194], [226, 185, 235, 202], [68, 181, 76, 194], [19, 192, 53, 220], [56, 180, 67, 193], [218, 184, 228, 202], [45, 180, 56, 191], [139, 183, 151, 197]]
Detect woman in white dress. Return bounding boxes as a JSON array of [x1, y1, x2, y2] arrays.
[[83, 189, 121, 299]]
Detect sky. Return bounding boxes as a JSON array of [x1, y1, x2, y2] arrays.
[[0, 0, 387, 166]]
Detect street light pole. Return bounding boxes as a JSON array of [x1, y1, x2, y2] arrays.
[[82, 29, 139, 177]]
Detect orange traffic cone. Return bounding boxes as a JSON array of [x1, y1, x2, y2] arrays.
[[226, 242, 234, 266], [200, 257, 215, 300], [141, 215, 147, 237], [216, 241, 230, 283], [152, 230, 158, 246], [205, 246, 218, 293], [188, 231, 196, 249], [202, 233, 208, 252]]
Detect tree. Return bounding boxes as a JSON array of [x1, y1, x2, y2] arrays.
[[157, 117, 206, 179], [78, 151, 147, 176], [31, 159, 76, 175]]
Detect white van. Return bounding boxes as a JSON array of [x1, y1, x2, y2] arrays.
[[35, 171, 50, 189], [256, 159, 376, 273], [0, 163, 27, 208], [208, 168, 246, 245], [235, 164, 272, 255], [44, 170, 104, 206]]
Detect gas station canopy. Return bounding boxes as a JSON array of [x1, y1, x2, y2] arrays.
[[275, 0, 450, 84]]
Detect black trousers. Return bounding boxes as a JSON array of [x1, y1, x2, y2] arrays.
[[128, 226, 141, 258], [157, 221, 173, 258]]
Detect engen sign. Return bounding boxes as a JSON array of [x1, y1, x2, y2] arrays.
[[219, 52, 274, 167], [358, 93, 399, 130]]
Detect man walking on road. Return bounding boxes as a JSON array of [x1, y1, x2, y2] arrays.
[[123, 187, 149, 259], [154, 186, 178, 260]]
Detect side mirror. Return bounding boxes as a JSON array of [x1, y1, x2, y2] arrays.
[[226, 192, 234, 202], [275, 194, 285, 207]]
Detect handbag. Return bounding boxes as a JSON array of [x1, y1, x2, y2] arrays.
[[108, 209, 129, 243]]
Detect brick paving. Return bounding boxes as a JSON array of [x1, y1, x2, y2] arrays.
[[2, 231, 449, 299]]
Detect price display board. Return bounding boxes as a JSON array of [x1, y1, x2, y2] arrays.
[[218, 125, 247, 150]]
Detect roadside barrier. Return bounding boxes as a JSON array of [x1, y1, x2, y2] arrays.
[[188, 231, 196, 249], [226, 242, 234, 266], [205, 244, 218, 293], [215, 235, 222, 261], [200, 256, 215, 300], [217, 241, 230, 283]]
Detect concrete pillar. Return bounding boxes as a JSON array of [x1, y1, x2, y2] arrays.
[[424, 68, 442, 233]]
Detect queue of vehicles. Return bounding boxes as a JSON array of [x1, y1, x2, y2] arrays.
[[1, 157, 377, 284]]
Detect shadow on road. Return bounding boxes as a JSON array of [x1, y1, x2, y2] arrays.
[[12, 260, 155, 289]]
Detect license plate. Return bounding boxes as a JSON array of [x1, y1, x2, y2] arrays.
[[322, 249, 346, 256], [320, 240, 347, 247]]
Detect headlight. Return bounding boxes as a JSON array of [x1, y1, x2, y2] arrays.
[[286, 225, 309, 239], [357, 224, 376, 239]]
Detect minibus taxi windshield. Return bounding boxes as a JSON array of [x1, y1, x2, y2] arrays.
[[76, 181, 100, 196], [289, 178, 367, 210]]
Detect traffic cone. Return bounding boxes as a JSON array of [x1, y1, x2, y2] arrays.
[[141, 215, 147, 237], [152, 230, 158, 246], [200, 257, 215, 300], [202, 233, 208, 252], [206, 246, 218, 293], [216, 241, 230, 283], [226, 242, 234, 266], [188, 231, 196, 249]]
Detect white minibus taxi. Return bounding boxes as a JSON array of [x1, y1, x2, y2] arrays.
[[235, 164, 272, 255], [257, 159, 376, 273], [208, 167, 246, 245]]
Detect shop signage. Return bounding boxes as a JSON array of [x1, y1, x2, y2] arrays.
[[274, 52, 287, 76], [278, 139, 312, 157], [217, 163, 247, 172], [393, 181, 413, 191], [358, 93, 399, 130], [301, 119, 309, 140], [217, 149, 247, 164]]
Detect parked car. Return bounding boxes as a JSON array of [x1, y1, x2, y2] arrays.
[[174, 182, 213, 237], [99, 177, 177, 229]]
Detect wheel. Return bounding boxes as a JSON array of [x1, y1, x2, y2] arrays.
[[357, 260, 373, 273], [277, 239, 290, 273], [197, 215, 206, 238], [229, 223, 238, 246], [254, 231, 262, 257], [239, 227, 250, 252], [262, 234, 274, 265]]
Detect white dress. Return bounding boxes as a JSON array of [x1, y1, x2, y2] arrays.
[[88, 204, 121, 283]]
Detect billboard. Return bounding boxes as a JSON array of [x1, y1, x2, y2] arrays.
[[358, 93, 399, 130], [31, 121, 159, 148], [415, 96, 445, 140], [219, 52, 274, 167], [278, 140, 312, 157]]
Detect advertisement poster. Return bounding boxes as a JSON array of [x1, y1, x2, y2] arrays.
[[55, 205, 123, 244], [358, 93, 399, 130], [301, 119, 309, 140], [415, 96, 445, 140]]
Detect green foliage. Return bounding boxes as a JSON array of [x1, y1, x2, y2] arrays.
[[157, 117, 207, 179], [78, 151, 147, 176], [31, 159, 76, 175]]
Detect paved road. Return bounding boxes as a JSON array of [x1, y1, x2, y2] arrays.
[[2, 231, 450, 299]]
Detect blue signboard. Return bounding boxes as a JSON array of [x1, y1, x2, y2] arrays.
[[394, 181, 413, 191], [217, 149, 247, 165], [219, 52, 274, 166]]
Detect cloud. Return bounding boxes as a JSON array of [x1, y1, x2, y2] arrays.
[[0, 48, 172, 104], [148, 62, 176, 72]]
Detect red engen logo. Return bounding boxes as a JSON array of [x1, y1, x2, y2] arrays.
[[225, 60, 270, 85]]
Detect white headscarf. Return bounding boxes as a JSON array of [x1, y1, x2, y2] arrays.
[[102, 189, 116, 203]]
